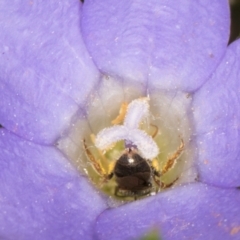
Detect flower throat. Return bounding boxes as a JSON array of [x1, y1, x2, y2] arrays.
[[57, 76, 197, 202]]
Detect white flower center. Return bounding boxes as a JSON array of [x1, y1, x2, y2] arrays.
[[95, 98, 159, 159]]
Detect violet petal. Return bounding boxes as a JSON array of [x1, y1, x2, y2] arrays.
[[0, 129, 107, 240], [0, 0, 99, 144], [95, 183, 240, 240], [81, 0, 229, 91], [193, 39, 240, 187]]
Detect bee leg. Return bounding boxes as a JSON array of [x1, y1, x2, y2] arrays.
[[111, 102, 128, 125], [99, 172, 113, 187], [149, 159, 160, 192], [114, 186, 118, 196], [83, 139, 108, 180], [90, 133, 116, 163], [151, 139, 184, 190], [153, 174, 179, 189], [152, 168, 179, 190], [152, 167, 163, 189], [99, 161, 115, 187], [90, 133, 117, 171], [161, 138, 184, 175], [114, 186, 122, 197]]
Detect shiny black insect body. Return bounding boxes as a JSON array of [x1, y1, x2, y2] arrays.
[[83, 137, 184, 200], [109, 148, 155, 199]]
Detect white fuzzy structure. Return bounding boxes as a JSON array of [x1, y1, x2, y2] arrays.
[[95, 126, 127, 150], [124, 98, 149, 129], [95, 98, 159, 160]]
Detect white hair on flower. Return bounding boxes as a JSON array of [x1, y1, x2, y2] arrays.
[[95, 98, 159, 160]]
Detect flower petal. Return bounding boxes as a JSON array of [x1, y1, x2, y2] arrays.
[[0, 129, 107, 240], [95, 183, 240, 240], [81, 0, 229, 91], [0, 0, 99, 144], [193, 39, 240, 187]]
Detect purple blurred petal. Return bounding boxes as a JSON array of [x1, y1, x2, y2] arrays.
[[0, 129, 107, 240], [95, 183, 240, 240], [0, 0, 99, 143], [81, 0, 229, 91], [193, 39, 240, 187]]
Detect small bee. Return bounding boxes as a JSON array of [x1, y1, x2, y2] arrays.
[[83, 98, 184, 200]]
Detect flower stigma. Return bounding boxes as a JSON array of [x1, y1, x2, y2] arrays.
[[57, 75, 197, 203]]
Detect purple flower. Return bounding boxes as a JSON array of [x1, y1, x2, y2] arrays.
[[0, 0, 240, 240]]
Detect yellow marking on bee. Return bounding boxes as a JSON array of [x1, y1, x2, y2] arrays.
[[152, 158, 160, 172]]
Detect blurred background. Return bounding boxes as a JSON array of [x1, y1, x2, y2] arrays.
[[230, 0, 240, 43]]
